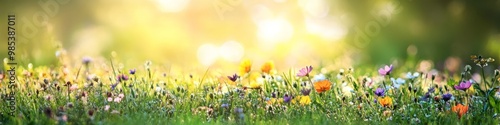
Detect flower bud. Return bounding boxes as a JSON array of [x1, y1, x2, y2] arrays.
[[495, 69, 500, 77], [464, 65, 472, 72]]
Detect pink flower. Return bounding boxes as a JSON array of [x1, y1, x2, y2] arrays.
[[114, 97, 122, 103], [69, 84, 78, 91], [297, 66, 313, 77], [104, 105, 110, 111], [59, 115, 68, 122], [454, 80, 472, 91], [118, 93, 125, 98], [378, 65, 393, 76], [44, 94, 53, 101], [107, 97, 113, 102]]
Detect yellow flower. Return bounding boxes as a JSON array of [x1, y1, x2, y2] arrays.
[[239, 59, 252, 75], [299, 96, 311, 105], [267, 98, 283, 105], [261, 61, 275, 74], [244, 72, 263, 89], [378, 96, 393, 107]]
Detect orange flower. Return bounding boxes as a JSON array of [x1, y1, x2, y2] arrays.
[[378, 96, 393, 107], [261, 61, 275, 74], [314, 80, 331, 93], [239, 59, 252, 75], [452, 103, 468, 118]]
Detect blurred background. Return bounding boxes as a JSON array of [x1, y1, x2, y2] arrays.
[[1, 0, 500, 73]]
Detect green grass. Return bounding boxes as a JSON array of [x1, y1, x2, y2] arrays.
[[1, 57, 500, 124]]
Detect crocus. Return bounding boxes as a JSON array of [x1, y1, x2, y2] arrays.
[[314, 80, 331, 93], [442, 93, 452, 102], [378, 65, 393, 76], [452, 103, 468, 119], [297, 66, 313, 77], [374, 88, 385, 97], [283, 94, 292, 103], [454, 80, 472, 91], [227, 74, 239, 82]]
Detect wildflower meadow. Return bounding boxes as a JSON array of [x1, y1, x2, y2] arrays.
[[2, 0, 500, 124], [1, 54, 500, 124]]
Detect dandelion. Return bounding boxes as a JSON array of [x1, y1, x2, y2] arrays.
[[452, 103, 468, 118], [239, 59, 252, 75], [314, 80, 331, 93], [374, 88, 385, 97], [454, 80, 472, 91], [378, 96, 392, 107], [227, 73, 239, 82], [261, 61, 275, 74], [378, 65, 393, 76], [297, 66, 313, 77]]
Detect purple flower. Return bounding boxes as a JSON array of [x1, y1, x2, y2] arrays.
[[117, 74, 129, 82], [221, 103, 229, 108], [454, 80, 472, 91], [378, 65, 393, 76], [283, 94, 292, 103], [374, 88, 385, 97], [111, 83, 118, 90], [297, 66, 313, 77], [442, 93, 452, 102], [227, 74, 239, 82], [301, 89, 311, 96], [129, 69, 136, 75], [82, 56, 92, 65]]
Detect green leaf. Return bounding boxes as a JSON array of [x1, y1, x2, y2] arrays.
[[474, 83, 485, 96], [489, 96, 496, 108]]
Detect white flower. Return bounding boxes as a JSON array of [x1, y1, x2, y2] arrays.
[[156, 87, 162, 92], [312, 74, 326, 83], [406, 72, 420, 79], [495, 91, 500, 100], [391, 78, 406, 89]]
